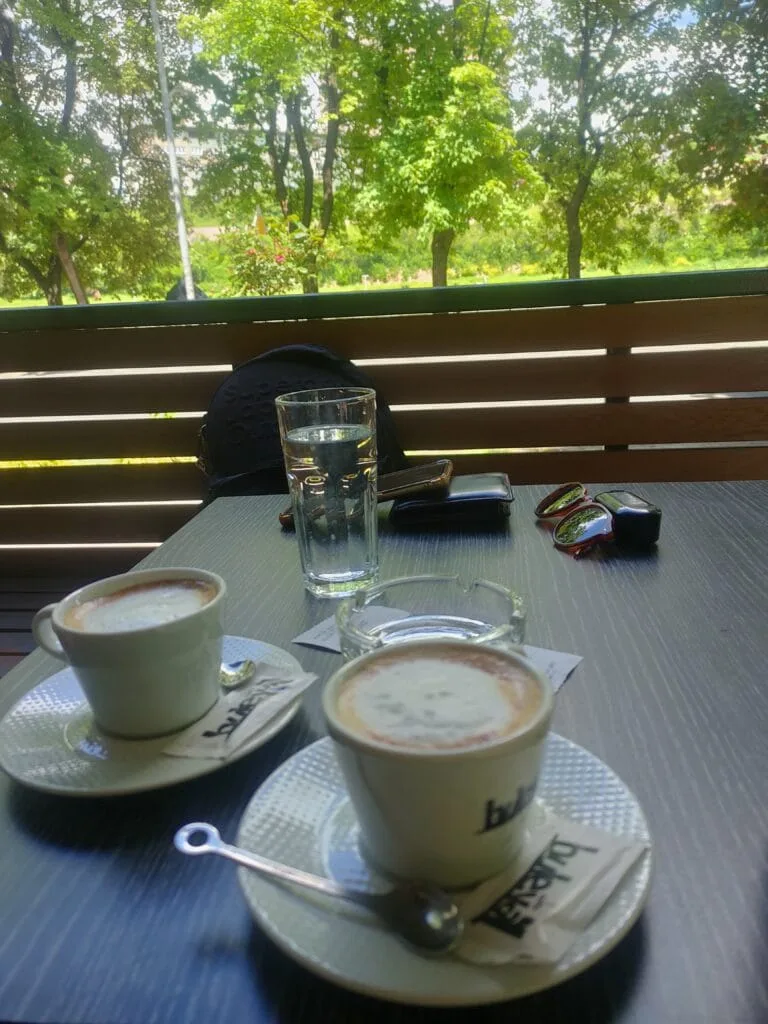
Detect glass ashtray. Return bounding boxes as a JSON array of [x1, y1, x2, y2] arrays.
[[336, 575, 526, 662]]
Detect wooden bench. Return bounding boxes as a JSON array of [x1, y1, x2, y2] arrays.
[[2, 269, 767, 670]]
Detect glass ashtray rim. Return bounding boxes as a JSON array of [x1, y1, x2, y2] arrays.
[[335, 573, 525, 649]]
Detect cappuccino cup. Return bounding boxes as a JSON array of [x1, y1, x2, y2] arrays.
[[323, 639, 553, 888], [32, 568, 225, 739]]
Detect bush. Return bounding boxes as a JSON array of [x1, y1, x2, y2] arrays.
[[189, 238, 233, 297], [223, 217, 324, 296]]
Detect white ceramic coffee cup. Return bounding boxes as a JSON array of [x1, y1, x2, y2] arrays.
[[32, 567, 226, 739], [323, 639, 553, 889]]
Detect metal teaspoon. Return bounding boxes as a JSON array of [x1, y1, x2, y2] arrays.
[[174, 822, 464, 956]]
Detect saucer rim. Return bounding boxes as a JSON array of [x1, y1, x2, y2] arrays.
[[237, 733, 653, 1007], [0, 636, 304, 798]]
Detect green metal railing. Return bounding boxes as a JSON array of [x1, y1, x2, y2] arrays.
[[2, 267, 766, 333]]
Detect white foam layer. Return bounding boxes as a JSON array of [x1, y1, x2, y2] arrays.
[[71, 581, 214, 633], [337, 652, 539, 751]]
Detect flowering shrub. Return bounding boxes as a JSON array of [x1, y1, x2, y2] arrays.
[[224, 217, 324, 296]]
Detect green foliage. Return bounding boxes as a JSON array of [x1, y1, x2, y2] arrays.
[[344, 1, 537, 281], [2, 0, 766, 308], [353, 62, 533, 233], [514, 0, 692, 277], [319, 227, 428, 287], [0, 0, 181, 304], [185, 0, 537, 287], [189, 237, 231, 295], [675, 2, 768, 245], [450, 220, 541, 278], [223, 216, 324, 296], [182, 0, 361, 290]]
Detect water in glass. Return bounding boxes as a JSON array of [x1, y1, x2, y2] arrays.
[[283, 422, 378, 597]]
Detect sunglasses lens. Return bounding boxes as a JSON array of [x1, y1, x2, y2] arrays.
[[553, 505, 613, 552], [535, 483, 586, 518]]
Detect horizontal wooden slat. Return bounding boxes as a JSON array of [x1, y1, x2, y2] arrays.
[[0, 505, 197, 544], [0, 322, 289, 372], [595, 348, 768, 397], [2, 400, 765, 468], [2, 346, 766, 421], [0, 417, 201, 460], [1, 295, 767, 371], [0, 549, 146, 579], [0, 632, 35, 654], [0, 591, 70, 609], [435, 446, 768, 484], [0, 575, 110, 593], [374, 347, 768, 403], [395, 398, 768, 449], [0, 371, 228, 418], [0, 610, 33, 630], [0, 463, 205, 504]]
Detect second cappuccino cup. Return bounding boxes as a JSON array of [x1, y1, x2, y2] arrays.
[[32, 567, 225, 738], [322, 639, 553, 889]]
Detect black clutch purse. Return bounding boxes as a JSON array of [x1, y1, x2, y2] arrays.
[[389, 473, 514, 528]]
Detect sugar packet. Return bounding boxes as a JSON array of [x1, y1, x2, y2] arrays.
[[456, 818, 650, 966], [163, 662, 316, 761]]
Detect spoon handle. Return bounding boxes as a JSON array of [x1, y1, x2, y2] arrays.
[[175, 822, 352, 901]]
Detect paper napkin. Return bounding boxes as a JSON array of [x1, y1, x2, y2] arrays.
[[292, 612, 582, 694], [163, 662, 317, 761], [292, 607, 408, 652], [456, 818, 649, 965]]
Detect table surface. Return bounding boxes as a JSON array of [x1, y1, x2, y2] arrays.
[[1, 482, 767, 1024]]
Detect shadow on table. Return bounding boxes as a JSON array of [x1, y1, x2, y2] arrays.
[[6, 711, 313, 856], [250, 915, 648, 1024]]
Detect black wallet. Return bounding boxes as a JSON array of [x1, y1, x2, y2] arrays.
[[389, 473, 514, 528]]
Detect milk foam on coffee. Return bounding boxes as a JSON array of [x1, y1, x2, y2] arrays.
[[64, 579, 216, 633], [336, 643, 542, 751]]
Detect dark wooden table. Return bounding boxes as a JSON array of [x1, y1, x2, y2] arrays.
[[1, 483, 767, 1024]]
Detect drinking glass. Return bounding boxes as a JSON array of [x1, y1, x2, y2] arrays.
[[276, 388, 379, 598], [336, 575, 526, 660]]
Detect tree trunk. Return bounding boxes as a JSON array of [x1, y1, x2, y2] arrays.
[[43, 264, 63, 305], [55, 233, 89, 303], [302, 251, 319, 294], [320, 48, 341, 237], [265, 94, 290, 219], [565, 200, 583, 279], [3, 246, 62, 305], [288, 94, 314, 230], [431, 228, 455, 287]]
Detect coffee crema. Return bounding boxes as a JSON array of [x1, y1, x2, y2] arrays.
[[334, 642, 543, 752], [63, 579, 217, 633]]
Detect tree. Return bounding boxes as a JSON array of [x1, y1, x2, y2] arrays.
[[184, 0, 355, 293], [514, 0, 690, 279], [675, 1, 768, 249], [187, 0, 534, 291], [346, 0, 534, 286], [0, 0, 179, 304]]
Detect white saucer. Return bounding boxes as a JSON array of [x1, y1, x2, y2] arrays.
[[237, 733, 652, 1007], [0, 636, 305, 798]]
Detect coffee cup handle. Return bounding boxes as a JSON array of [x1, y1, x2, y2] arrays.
[[32, 605, 67, 659]]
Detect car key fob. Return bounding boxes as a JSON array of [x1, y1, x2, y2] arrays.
[[594, 490, 661, 548]]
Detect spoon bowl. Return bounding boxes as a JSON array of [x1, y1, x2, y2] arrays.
[[219, 659, 256, 690]]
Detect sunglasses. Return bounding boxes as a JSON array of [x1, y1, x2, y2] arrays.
[[536, 483, 661, 557]]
